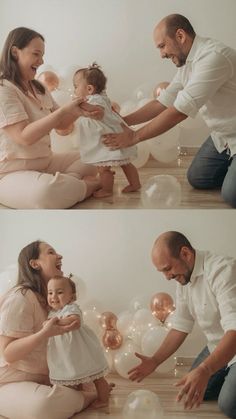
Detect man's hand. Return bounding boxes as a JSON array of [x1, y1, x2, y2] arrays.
[[128, 353, 158, 382], [175, 364, 211, 409], [102, 124, 136, 149]]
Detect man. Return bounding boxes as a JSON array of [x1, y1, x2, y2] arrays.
[[128, 231, 236, 418], [103, 14, 236, 207]]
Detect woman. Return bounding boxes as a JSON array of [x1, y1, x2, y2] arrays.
[[0, 27, 102, 209], [0, 240, 109, 419]]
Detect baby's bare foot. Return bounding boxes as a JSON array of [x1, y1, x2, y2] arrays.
[[122, 183, 141, 193]]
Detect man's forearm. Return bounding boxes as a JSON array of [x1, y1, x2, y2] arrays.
[[152, 328, 188, 366], [134, 106, 187, 143]]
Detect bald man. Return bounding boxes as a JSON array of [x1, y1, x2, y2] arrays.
[[128, 231, 236, 418], [103, 14, 236, 208]]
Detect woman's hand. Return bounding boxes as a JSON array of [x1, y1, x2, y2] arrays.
[[42, 316, 80, 338], [102, 124, 136, 149], [128, 353, 158, 382], [79, 102, 104, 120], [175, 364, 211, 409]]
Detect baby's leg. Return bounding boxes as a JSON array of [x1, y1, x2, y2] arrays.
[[121, 163, 141, 193], [92, 377, 110, 409], [93, 166, 115, 198]]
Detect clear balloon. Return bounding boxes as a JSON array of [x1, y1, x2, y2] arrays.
[[37, 71, 60, 92], [150, 292, 175, 323], [148, 125, 180, 163], [132, 308, 158, 329], [117, 311, 134, 337], [128, 295, 149, 312], [51, 88, 73, 106], [83, 308, 102, 338], [114, 347, 140, 379], [141, 175, 181, 208], [122, 389, 163, 419], [69, 274, 87, 303]]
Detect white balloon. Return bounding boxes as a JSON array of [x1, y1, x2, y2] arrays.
[[69, 275, 87, 303], [0, 264, 18, 294], [51, 88, 73, 106], [114, 347, 140, 379], [141, 175, 181, 208], [141, 326, 175, 373], [128, 295, 149, 312], [129, 323, 147, 347], [120, 100, 138, 116], [82, 308, 102, 338], [117, 311, 134, 337], [132, 142, 150, 168], [132, 308, 157, 329], [122, 389, 163, 419], [149, 125, 180, 163]]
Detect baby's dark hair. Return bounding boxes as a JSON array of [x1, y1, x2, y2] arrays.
[[48, 275, 76, 296], [74, 62, 107, 94]]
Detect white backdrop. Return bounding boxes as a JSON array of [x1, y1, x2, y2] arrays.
[[1, 0, 236, 146]]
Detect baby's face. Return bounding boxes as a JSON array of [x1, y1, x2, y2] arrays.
[[73, 72, 90, 97], [47, 278, 73, 310]]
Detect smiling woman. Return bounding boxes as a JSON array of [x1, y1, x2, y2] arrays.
[[0, 240, 99, 419], [0, 27, 103, 209]]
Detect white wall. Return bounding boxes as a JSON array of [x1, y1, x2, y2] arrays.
[[0, 209, 235, 355], [1, 0, 235, 146]]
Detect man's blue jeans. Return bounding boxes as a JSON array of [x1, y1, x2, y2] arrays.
[[191, 346, 236, 418], [187, 136, 236, 207]]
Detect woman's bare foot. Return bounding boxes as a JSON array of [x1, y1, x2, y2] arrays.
[[93, 188, 113, 198]]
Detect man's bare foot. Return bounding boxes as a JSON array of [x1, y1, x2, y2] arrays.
[[122, 183, 141, 193], [93, 188, 113, 198]]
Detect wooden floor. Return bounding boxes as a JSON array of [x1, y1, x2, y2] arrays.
[[75, 369, 226, 418], [74, 153, 230, 210]]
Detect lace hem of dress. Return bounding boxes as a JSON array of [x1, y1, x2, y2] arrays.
[[50, 367, 110, 386], [96, 159, 131, 167]]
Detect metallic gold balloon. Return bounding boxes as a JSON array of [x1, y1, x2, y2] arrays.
[[150, 292, 175, 323], [37, 71, 60, 92], [102, 329, 123, 350], [100, 311, 118, 330]]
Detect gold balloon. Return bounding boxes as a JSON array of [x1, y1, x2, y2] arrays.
[[102, 329, 123, 350], [37, 71, 60, 92], [150, 292, 175, 323], [100, 311, 118, 330], [111, 101, 121, 113]]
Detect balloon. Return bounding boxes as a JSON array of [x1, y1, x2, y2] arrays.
[[104, 348, 114, 371], [132, 308, 158, 329], [153, 82, 169, 99], [37, 71, 60, 92], [102, 329, 123, 350], [141, 175, 181, 208], [100, 311, 118, 330], [83, 308, 102, 337], [114, 347, 140, 379], [122, 390, 163, 419], [141, 326, 175, 373], [133, 82, 155, 101], [148, 125, 180, 163], [111, 101, 121, 113], [0, 264, 18, 294], [117, 311, 134, 337], [132, 141, 150, 168], [120, 100, 137, 116], [150, 293, 175, 323], [128, 295, 149, 312], [69, 274, 87, 303], [51, 88, 73, 106]]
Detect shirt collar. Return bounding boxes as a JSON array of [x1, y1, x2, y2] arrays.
[[189, 249, 205, 285], [186, 35, 202, 63]]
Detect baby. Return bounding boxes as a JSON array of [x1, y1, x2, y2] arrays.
[[46, 275, 110, 408], [73, 63, 141, 198]]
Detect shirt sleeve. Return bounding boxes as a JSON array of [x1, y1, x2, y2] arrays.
[[157, 75, 183, 108], [0, 289, 35, 338], [87, 94, 106, 108], [61, 303, 81, 318], [174, 51, 232, 118], [0, 84, 28, 128], [171, 285, 195, 333], [211, 260, 236, 333]]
